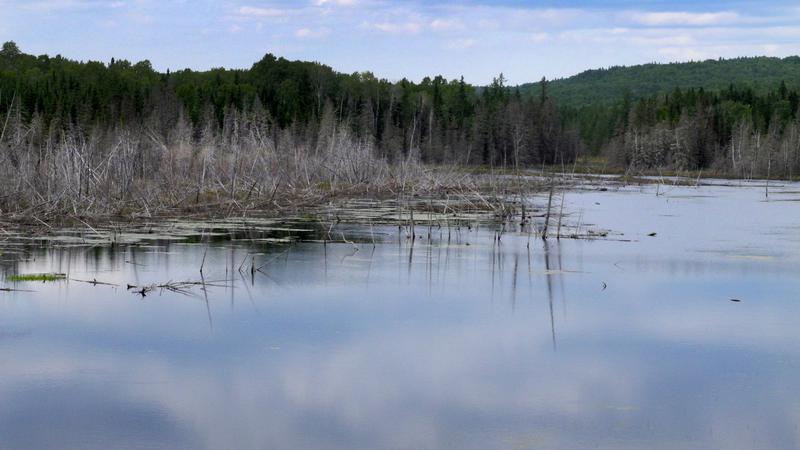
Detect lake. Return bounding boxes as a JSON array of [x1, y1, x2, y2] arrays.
[[1, 178, 799, 449]]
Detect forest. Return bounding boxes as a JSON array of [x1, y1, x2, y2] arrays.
[[1, 40, 800, 215], [0, 41, 577, 167], [599, 83, 800, 179], [521, 55, 800, 107]]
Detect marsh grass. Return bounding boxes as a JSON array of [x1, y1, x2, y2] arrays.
[[8, 273, 66, 282]]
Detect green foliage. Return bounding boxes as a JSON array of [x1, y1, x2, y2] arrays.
[[521, 56, 800, 107], [0, 42, 579, 168], [558, 78, 800, 154], [8, 273, 66, 282], [14, 42, 800, 172]]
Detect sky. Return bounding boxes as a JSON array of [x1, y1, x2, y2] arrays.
[[1, 0, 800, 84]]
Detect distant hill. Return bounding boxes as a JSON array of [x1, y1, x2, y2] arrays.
[[520, 56, 800, 107]]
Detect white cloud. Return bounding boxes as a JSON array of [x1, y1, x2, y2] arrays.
[[444, 38, 476, 50], [365, 21, 422, 34], [556, 27, 711, 47], [237, 6, 287, 18], [127, 10, 154, 24], [657, 46, 711, 60], [430, 18, 464, 32], [528, 8, 587, 25], [627, 11, 739, 26], [763, 44, 780, 56], [753, 26, 800, 38], [476, 18, 500, 31], [19, 0, 125, 12], [295, 27, 330, 39], [4, 0, 800, 84], [315, 0, 356, 6], [529, 32, 550, 43]]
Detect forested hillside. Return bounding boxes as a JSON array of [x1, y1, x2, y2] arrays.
[[536, 57, 800, 179], [522, 56, 800, 107]]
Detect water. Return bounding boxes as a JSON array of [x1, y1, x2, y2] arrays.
[[1, 180, 799, 449]]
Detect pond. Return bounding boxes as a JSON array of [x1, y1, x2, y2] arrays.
[[1, 178, 799, 449]]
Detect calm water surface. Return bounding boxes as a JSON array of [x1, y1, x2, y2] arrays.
[[1, 180, 799, 449]]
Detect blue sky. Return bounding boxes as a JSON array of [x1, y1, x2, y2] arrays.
[[1, 0, 799, 84]]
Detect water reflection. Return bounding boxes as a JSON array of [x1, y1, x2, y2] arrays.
[[0, 182, 799, 449]]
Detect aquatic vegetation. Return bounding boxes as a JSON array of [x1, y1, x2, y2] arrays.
[[7, 273, 66, 282], [0, 179, 796, 449]]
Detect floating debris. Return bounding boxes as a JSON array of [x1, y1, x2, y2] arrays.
[[71, 278, 119, 287], [128, 280, 229, 298], [0, 287, 35, 292]]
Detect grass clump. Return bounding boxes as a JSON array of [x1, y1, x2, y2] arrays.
[[8, 273, 67, 282]]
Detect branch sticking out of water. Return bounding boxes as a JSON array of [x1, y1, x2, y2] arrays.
[[71, 278, 119, 287]]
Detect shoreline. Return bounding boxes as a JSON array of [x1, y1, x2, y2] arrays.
[[1, 167, 794, 231]]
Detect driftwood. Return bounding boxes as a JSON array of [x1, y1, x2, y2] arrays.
[[127, 280, 229, 297]]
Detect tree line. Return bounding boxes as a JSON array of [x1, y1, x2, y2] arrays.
[[0, 41, 578, 171], [598, 82, 800, 178], [3, 39, 800, 183], [521, 56, 800, 107]]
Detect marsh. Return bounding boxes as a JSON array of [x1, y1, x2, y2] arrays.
[[0, 177, 799, 449]]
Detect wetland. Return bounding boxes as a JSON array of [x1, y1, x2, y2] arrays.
[[0, 176, 799, 449]]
